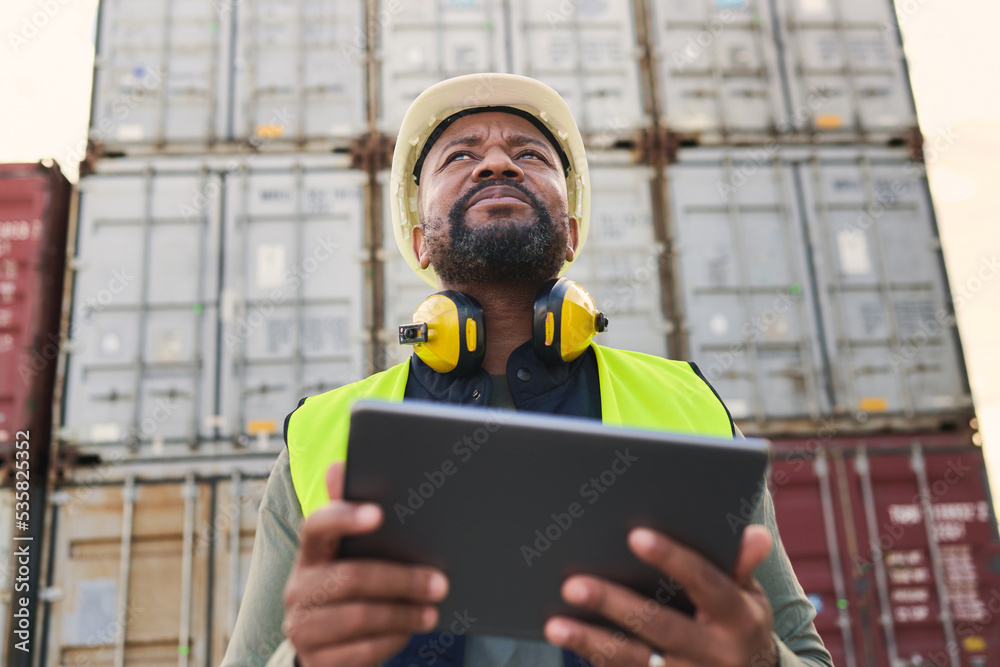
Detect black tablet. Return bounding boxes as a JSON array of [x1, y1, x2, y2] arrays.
[[340, 400, 770, 640]]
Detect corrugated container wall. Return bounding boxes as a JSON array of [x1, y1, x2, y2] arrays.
[[89, 0, 233, 153], [40, 473, 268, 666], [770, 435, 1000, 667], [649, 0, 916, 144], [218, 155, 369, 448], [230, 0, 368, 149], [89, 0, 369, 154], [64, 158, 223, 460], [62, 154, 371, 461], [668, 146, 972, 435]]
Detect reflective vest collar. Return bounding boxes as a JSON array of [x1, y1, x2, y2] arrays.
[[287, 344, 733, 518]]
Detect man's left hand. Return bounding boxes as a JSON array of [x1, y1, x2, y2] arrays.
[[544, 525, 779, 667]]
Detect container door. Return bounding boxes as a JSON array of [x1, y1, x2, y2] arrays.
[[376, 0, 510, 135], [649, 0, 786, 142], [771, 0, 917, 141], [795, 149, 972, 420], [44, 480, 213, 665], [846, 446, 1000, 666], [90, 0, 231, 150], [65, 168, 222, 458], [668, 150, 829, 422], [508, 0, 647, 140], [231, 0, 367, 146], [219, 158, 367, 448]]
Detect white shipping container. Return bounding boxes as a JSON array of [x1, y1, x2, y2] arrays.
[[40, 474, 268, 667], [231, 0, 368, 147], [772, 0, 918, 139], [668, 149, 830, 422], [649, 0, 788, 141], [669, 146, 971, 426], [508, 0, 647, 141], [218, 155, 368, 448], [89, 0, 232, 151], [63, 155, 370, 460], [376, 0, 509, 136], [65, 160, 223, 458], [795, 147, 971, 417]]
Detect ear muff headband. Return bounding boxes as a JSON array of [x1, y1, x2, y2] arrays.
[[401, 280, 607, 375]]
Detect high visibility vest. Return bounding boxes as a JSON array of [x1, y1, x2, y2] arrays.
[[286, 344, 733, 516]]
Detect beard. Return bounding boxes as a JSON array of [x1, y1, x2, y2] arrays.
[[421, 180, 570, 287]]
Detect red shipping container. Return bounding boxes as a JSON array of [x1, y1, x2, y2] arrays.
[[0, 162, 71, 452], [771, 434, 1000, 667]]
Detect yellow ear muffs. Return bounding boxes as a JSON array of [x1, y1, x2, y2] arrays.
[[399, 291, 486, 375], [532, 278, 608, 366]]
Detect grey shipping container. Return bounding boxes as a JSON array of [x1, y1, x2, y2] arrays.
[[89, 0, 233, 152], [668, 150, 831, 423], [62, 154, 370, 461], [375, 0, 646, 143], [63, 157, 223, 459], [647, 0, 917, 144], [648, 0, 788, 142], [38, 473, 268, 667], [668, 146, 972, 434], [89, 0, 369, 154], [771, 0, 918, 141], [230, 0, 368, 148], [218, 154, 368, 448], [375, 0, 509, 137], [795, 147, 971, 419], [380, 152, 668, 371], [507, 0, 649, 141]]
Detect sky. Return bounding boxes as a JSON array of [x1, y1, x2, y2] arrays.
[[1, 0, 998, 483]]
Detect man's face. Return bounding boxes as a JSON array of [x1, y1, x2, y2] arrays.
[[412, 112, 579, 288]]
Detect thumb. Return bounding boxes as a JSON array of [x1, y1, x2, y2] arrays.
[[733, 525, 773, 585], [326, 461, 345, 502]]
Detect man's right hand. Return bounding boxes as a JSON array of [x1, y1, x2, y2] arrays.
[[282, 462, 450, 667]]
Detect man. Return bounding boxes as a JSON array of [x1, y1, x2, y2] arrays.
[[221, 74, 833, 667]]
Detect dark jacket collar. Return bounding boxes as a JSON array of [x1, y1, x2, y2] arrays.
[[404, 341, 602, 420]]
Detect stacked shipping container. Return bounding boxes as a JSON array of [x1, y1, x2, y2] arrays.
[[29, 0, 987, 664]]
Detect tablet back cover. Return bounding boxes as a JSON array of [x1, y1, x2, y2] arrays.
[[340, 400, 770, 640]]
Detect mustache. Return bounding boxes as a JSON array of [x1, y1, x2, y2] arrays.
[[452, 179, 545, 215]]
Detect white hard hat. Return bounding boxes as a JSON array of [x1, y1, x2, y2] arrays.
[[390, 73, 590, 288]]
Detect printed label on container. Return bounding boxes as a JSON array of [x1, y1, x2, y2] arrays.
[[836, 229, 873, 276], [256, 243, 287, 290]]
